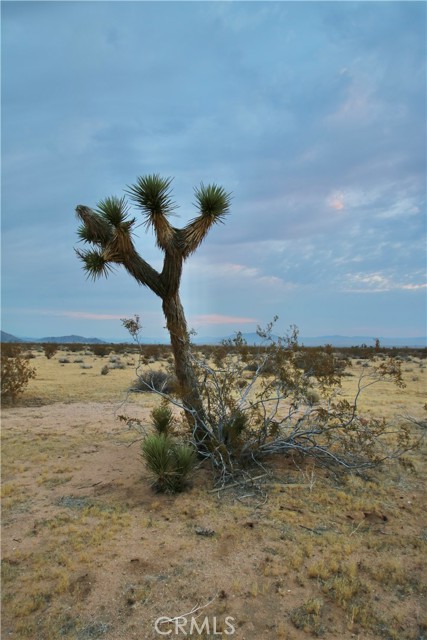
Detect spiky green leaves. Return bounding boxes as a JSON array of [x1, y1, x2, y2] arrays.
[[75, 197, 136, 279], [76, 197, 134, 247], [151, 402, 174, 436], [74, 248, 115, 280], [96, 195, 132, 228], [126, 175, 177, 223], [126, 175, 177, 250], [193, 183, 232, 222], [181, 184, 232, 257], [76, 205, 113, 246], [141, 434, 196, 493]]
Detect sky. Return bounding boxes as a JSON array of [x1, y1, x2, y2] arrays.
[[1, 1, 426, 342]]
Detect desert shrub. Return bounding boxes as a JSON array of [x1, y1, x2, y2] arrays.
[[24, 350, 36, 359], [100, 365, 109, 375], [141, 434, 196, 493], [124, 317, 422, 487], [258, 360, 276, 375], [212, 344, 228, 367], [144, 344, 163, 360], [43, 343, 59, 359], [91, 344, 109, 357], [305, 388, 321, 405], [244, 362, 258, 372], [58, 357, 70, 364], [189, 321, 420, 480], [67, 343, 84, 353], [109, 355, 125, 369], [131, 370, 177, 394], [290, 598, 325, 636], [111, 343, 127, 354], [1, 344, 36, 404]]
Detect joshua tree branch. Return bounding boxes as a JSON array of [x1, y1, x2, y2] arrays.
[[126, 174, 177, 252], [76, 205, 113, 246], [75, 204, 165, 297], [181, 183, 232, 258]]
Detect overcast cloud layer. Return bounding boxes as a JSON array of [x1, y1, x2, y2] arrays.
[[2, 1, 426, 341]]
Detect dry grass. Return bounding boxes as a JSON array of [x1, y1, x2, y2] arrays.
[[1, 349, 426, 639]]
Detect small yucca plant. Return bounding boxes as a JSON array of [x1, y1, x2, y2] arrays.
[[141, 434, 196, 493], [222, 409, 248, 446], [171, 443, 197, 491], [151, 403, 174, 436]]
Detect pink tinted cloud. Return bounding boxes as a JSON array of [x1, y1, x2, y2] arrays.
[[192, 314, 257, 326], [327, 191, 345, 211], [56, 311, 126, 320]]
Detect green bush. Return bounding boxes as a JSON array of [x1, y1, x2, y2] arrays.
[[1, 344, 36, 404], [141, 434, 196, 493]]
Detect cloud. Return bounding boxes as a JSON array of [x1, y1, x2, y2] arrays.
[[55, 311, 126, 321], [401, 284, 427, 291], [343, 272, 427, 293], [186, 260, 291, 293], [327, 191, 345, 211]]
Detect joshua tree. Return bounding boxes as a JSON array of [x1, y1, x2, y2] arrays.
[[75, 175, 231, 446]]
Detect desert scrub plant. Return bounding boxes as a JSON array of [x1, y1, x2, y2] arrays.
[[290, 598, 325, 636], [124, 317, 422, 487], [1, 344, 36, 404], [43, 343, 59, 359], [131, 369, 177, 394], [141, 434, 196, 492], [90, 344, 109, 357]]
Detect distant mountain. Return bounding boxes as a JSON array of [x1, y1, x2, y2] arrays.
[[300, 336, 427, 348], [0, 332, 106, 344], [37, 335, 107, 344], [0, 331, 23, 343], [1, 330, 425, 348], [195, 333, 426, 348]]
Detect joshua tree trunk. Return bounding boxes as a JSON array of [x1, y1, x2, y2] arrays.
[[162, 292, 209, 444], [75, 175, 231, 451]]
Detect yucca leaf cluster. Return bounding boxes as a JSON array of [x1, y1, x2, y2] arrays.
[[141, 435, 196, 493], [151, 403, 174, 436], [141, 402, 196, 492]]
